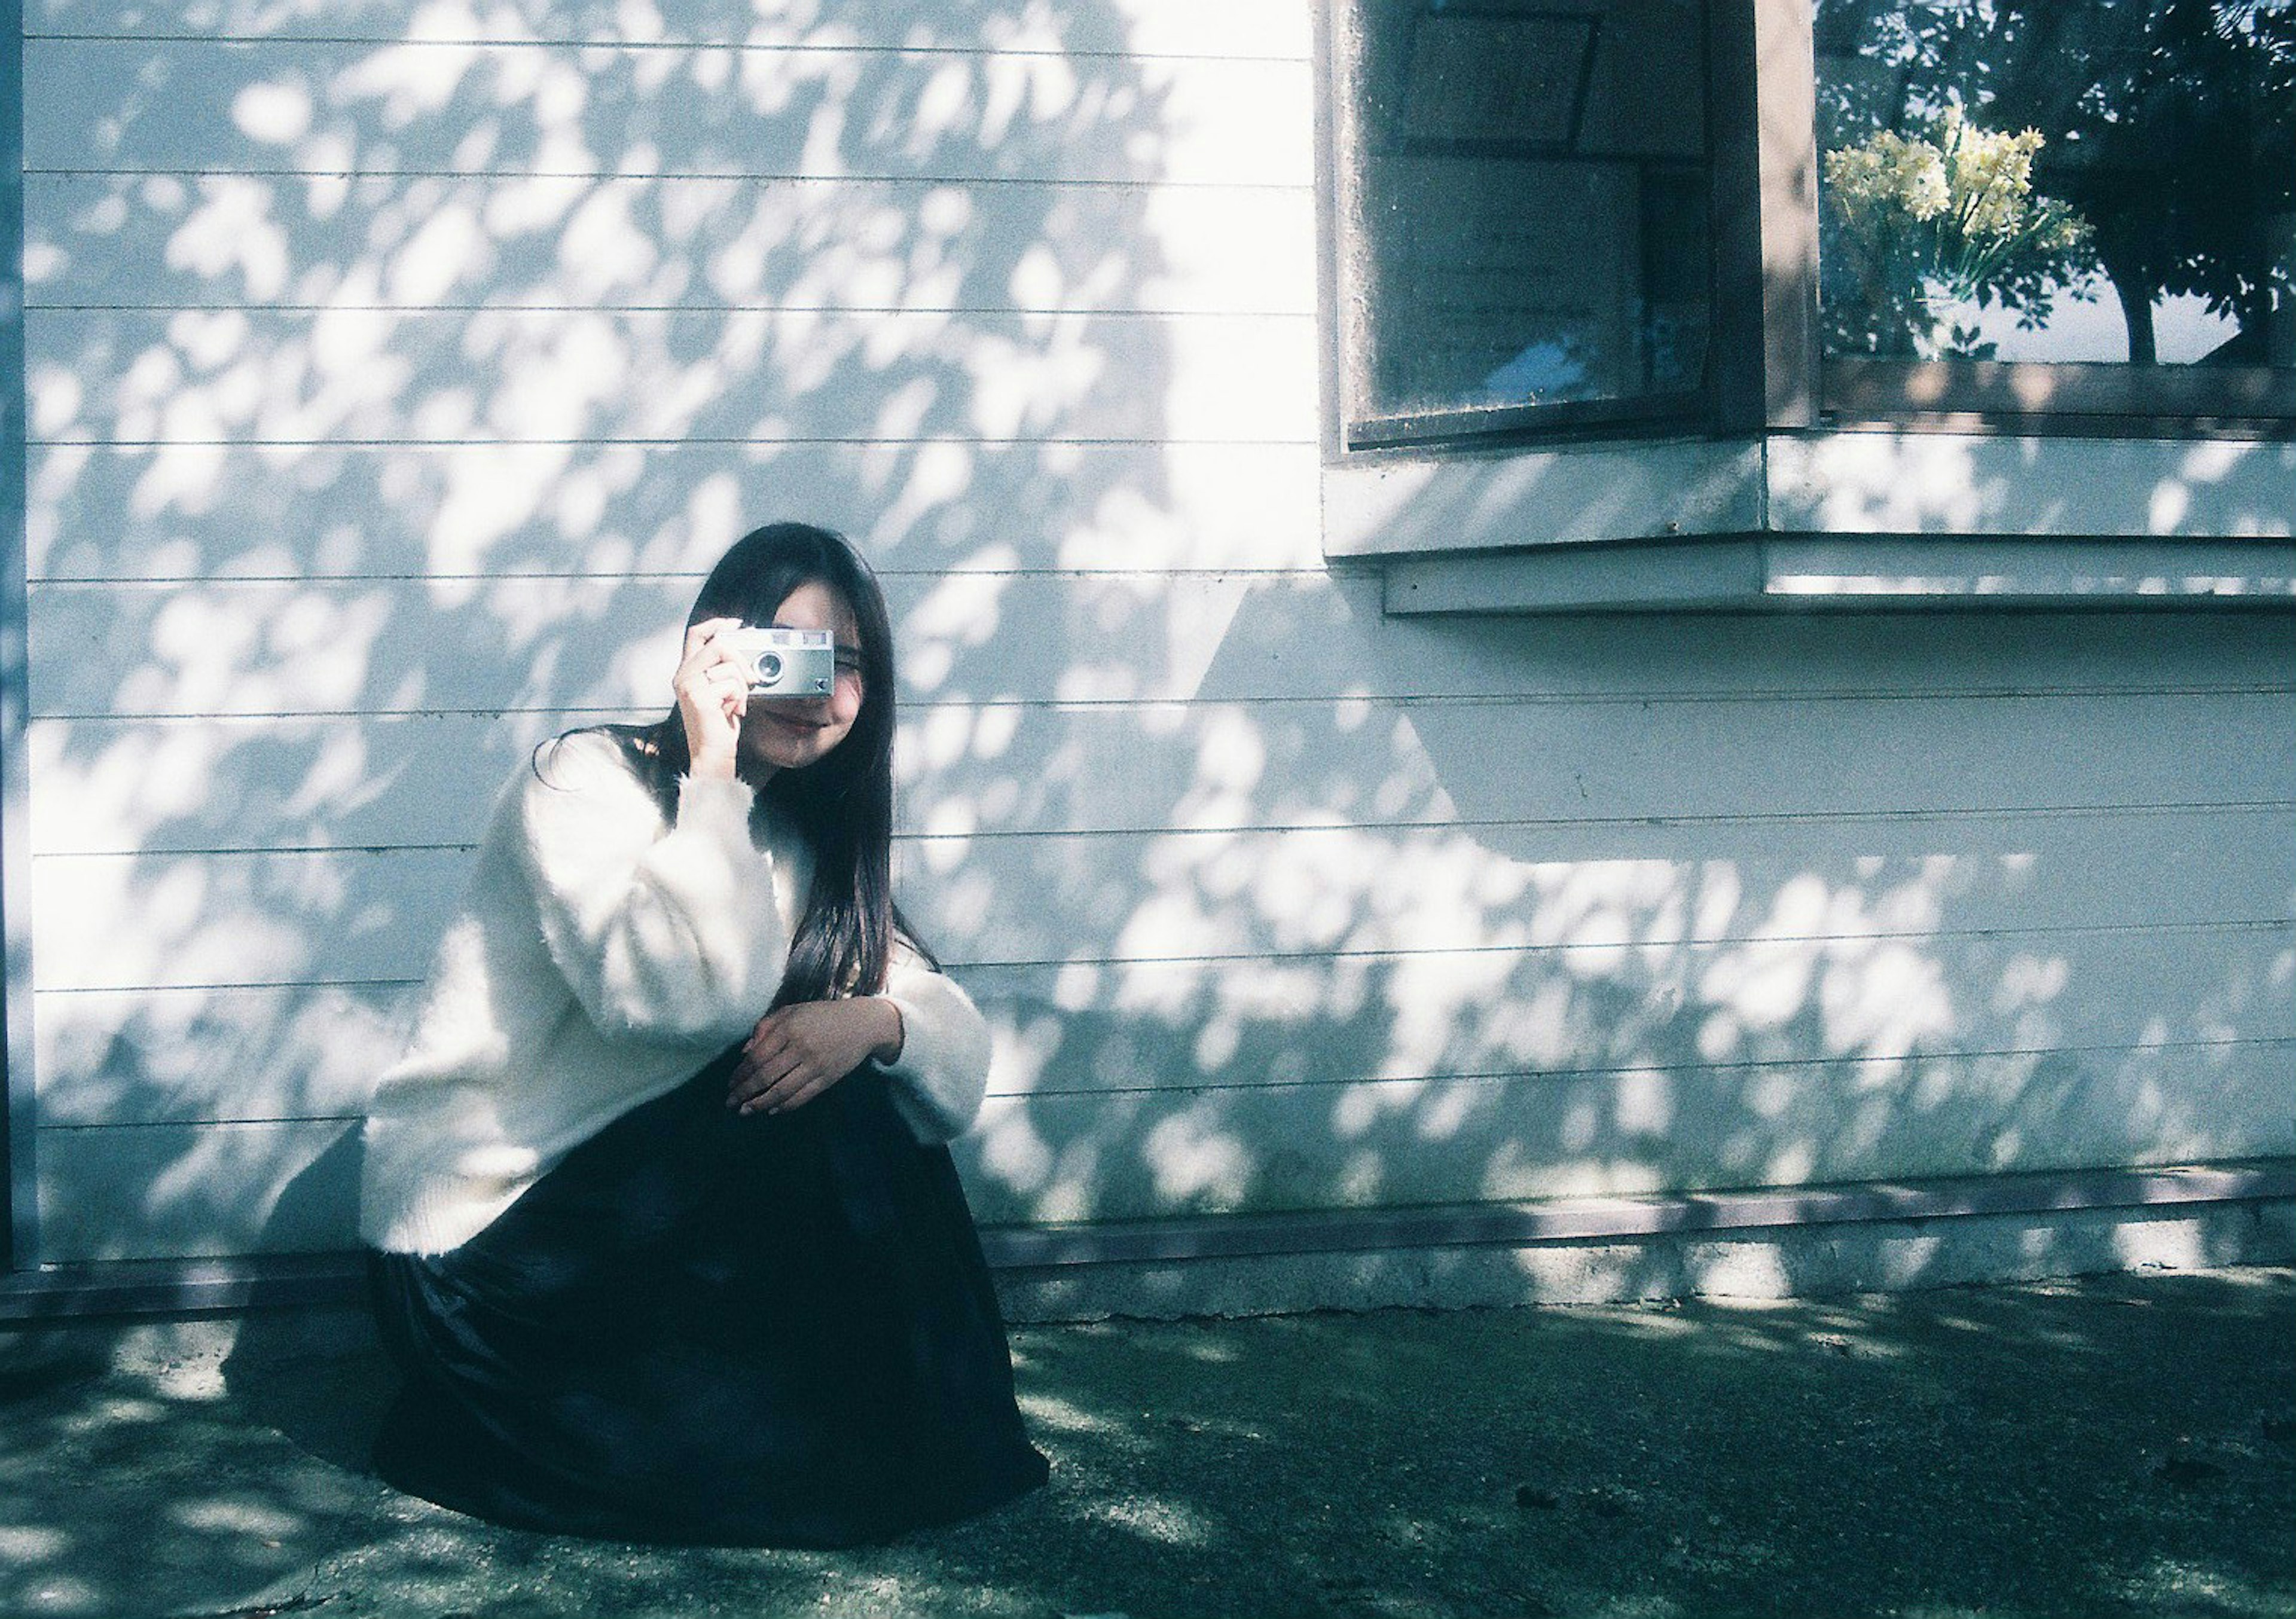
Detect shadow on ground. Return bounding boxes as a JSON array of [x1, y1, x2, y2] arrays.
[[1, 1267, 2291, 1618]]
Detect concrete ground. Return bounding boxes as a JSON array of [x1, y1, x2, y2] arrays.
[[0, 1267, 2290, 1619]]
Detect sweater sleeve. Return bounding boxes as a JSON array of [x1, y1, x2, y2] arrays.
[[517, 732, 792, 1046], [877, 938, 994, 1143]]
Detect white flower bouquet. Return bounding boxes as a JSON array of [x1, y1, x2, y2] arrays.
[[1822, 106, 2096, 358]]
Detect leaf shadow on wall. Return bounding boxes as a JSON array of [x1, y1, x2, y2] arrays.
[[28, 0, 1246, 1260]]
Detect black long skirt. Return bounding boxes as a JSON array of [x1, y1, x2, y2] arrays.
[[364, 1050, 1049, 1546]]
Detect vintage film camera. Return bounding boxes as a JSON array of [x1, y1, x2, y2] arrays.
[[722, 625, 837, 698]]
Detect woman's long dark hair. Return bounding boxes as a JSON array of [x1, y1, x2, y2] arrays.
[[549, 521, 920, 1005]]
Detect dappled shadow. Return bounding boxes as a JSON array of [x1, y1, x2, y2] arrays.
[[932, 597, 2292, 1313], [0, 1313, 388, 1618], [3, 1268, 2291, 1617], [20, 2, 1285, 1257], [18, 6, 2296, 1331], [12, 8, 2296, 1619]]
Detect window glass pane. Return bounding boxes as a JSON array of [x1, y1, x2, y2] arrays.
[[1339, 0, 1712, 430], [1815, 1, 2296, 370]]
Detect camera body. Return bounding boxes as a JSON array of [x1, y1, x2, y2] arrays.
[[721, 625, 836, 698]]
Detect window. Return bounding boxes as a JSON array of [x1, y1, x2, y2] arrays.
[[1325, 0, 2296, 450], [1814, 0, 2296, 427], [1330, 0, 1718, 447]]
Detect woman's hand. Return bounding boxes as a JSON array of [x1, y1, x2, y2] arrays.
[[728, 998, 905, 1116], [674, 616, 750, 780]]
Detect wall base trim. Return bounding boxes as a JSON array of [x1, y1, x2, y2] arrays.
[[979, 1161, 2296, 1267], [4, 1160, 2291, 1324]]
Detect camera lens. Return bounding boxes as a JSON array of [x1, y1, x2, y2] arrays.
[[756, 652, 783, 685]]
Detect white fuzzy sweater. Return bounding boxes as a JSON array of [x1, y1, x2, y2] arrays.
[[358, 729, 993, 1256]]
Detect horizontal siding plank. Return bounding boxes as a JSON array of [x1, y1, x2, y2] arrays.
[[25, 39, 1315, 187], [967, 1037, 2296, 1223], [33, 845, 472, 992], [28, 573, 2295, 713], [28, 572, 1360, 718], [26, 664, 2296, 832], [27, 441, 1327, 581], [37, 1035, 2294, 1260], [26, 1, 1315, 60], [32, 799, 2293, 985], [29, 307, 1319, 447], [35, 704, 2296, 859], [38, 1117, 360, 1263], [29, 665, 2296, 858], [25, 173, 1316, 316], [963, 1038, 2296, 1223], [32, 922, 2296, 1124], [38, 982, 410, 1124], [26, 748, 2296, 994], [897, 814, 2296, 969], [954, 930, 2296, 1098], [22, 702, 1453, 854], [30, 710, 575, 856]]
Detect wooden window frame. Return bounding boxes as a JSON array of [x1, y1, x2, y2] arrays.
[[1324, 0, 1741, 452]]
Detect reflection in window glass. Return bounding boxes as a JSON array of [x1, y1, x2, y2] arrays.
[[1339, 0, 1712, 432], [1815, 1, 2296, 368]]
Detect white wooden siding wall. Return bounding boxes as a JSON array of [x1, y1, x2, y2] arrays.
[[20, 2, 2296, 1270]]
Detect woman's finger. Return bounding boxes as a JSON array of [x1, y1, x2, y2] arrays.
[[743, 1016, 788, 1059], [677, 660, 751, 722], [761, 1075, 827, 1114], [676, 622, 751, 688], [729, 1003, 875, 1114], [734, 1041, 833, 1113], [749, 1064, 823, 1114], [679, 651, 748, 689], [728, 1052, 796, 1111], [741, 1072, 807, 1114], [728, 1024, 796, 1108], [683, 616, 741, 655]]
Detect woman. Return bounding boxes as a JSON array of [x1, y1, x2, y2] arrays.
[[358, 521, 1049, 1545]]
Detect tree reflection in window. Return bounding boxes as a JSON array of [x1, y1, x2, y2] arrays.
[[1815, 0, 2296, 369]]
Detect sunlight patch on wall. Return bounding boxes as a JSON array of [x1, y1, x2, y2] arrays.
[[1144, 1104, 1254, 1206]]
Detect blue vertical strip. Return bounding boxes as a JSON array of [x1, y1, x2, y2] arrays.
[[0, 0, 34, 1269]]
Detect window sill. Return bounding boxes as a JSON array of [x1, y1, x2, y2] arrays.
[[1324, 432, 2296, 614]]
